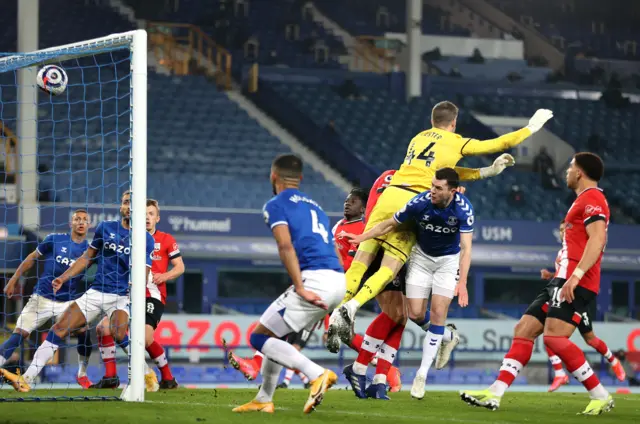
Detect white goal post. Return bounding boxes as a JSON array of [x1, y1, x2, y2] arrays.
[[0, 29, 148, 402]]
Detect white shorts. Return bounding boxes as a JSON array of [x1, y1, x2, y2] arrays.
[[405, 247, 460, 300], [15, 295, 73, 334], [74, 288, 130, 324], [260, 269, 346, 337]]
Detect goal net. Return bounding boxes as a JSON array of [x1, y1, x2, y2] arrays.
[[0, 30, 147, 402]]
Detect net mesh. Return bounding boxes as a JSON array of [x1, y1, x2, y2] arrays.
[[0, 45, 133, 399]]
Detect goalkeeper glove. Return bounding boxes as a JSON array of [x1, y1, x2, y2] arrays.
[[479, 153, 515, 178], [526, 109, 554, 134]]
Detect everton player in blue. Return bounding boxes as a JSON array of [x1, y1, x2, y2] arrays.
[[232, 154, 346, 415], [1, 191, 154, 392], [343, 168, 473, 399], [0, 209, 92, 387]]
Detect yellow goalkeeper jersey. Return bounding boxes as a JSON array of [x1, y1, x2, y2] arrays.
[[390, 127, 532, 192]]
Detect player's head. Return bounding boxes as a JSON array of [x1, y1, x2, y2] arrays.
[[566, 152, 604, 190], [147, 199, 160, 233], [431, 101, 458, 132], [70, 209, 89, 237], [431, 167, 460, 207], [271, 154, 303, 195], [559, 218, 566, 238], [344, 187, 367, 220], [120, 190, 131, 222]]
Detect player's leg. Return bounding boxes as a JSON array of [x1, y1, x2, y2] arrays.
[[460, 284, 548, 410], [580, 325, 626, 381], [74, 326, 93, 389], [545, 344, 569, 392], [3, 300, 89, 391], [227, 347, 263, 381], [0, 295, 50, 367], [94, 316, 118, 383], [543, 286, 612, 415], [144, 297, 177, 389]]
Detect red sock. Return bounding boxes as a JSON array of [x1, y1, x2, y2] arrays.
[[253, 351, 264, 370], [349, 333, 364, 354], [545, 345, 564, 372], [375, 322, 405, 379], [496, 337, 534, 388], [544, 336, 604, 395], [587, 337, 614, 363], [355, 313, 397, 368], [98, 334, 117, 378], [147, 341, 174, 381]]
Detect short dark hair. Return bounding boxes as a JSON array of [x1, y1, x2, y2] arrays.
[[272, 154, 303, 179], [122, 190, 131, 198], [431, 101, 459, 128], [434, 167, 460, 189], [349, 187, 368, 205], [574, 152, 604, 182], [73, 208, 88, 215]]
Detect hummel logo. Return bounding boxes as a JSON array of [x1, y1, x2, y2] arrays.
[[61, 247, 67, 253], [109, 233, 116, 239]]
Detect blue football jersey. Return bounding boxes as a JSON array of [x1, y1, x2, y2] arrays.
[[89, 220, 154, 295], [263, 188, 342, 272], [394, 192, 474, 257], [35, 233, 89, 302]]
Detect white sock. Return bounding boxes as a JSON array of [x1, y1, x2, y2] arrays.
[[571, 362, 609, 400], [283, 368, 295, 384], [78, 354, 90, 377], [255, 357, 282, 403], [298, 371, 309, 384], [24, 340, 59, 383], [442, 327, 453, 343], [490, 358, 524, 397], [604, 349, 613, 362], [343, 299, 361, 318], [549, 355, 566, 377], [352, 361, 368, 375], [372, 374, 386, 385], [0, 355, 6, 367], [489, 380, 508, 397], [417, 330, 443, 378], [261, 338, 324, 382], [370, 355, 379, 366]]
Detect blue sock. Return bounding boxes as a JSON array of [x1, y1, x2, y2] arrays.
[[412, 309, 431, 332], [0, 333, 23, 360], [117, 334, 129, 350], [76, 331, 92, 358], [46, 331, 65, 346]]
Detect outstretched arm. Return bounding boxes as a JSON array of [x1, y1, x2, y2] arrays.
[[454, 153, 515, 181], [342, 217, 399, 245], [461, 109, 553, 156]]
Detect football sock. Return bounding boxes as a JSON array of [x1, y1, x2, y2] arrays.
[[259, 337, 324, 382], [349, 333, 364, 354], [24, 332, 64, 384], [343, 261, 368, 303], [375, 321, 405, 384], [76, 331, 92, 378], [297, 370, 309, 384], [353, 266, 395, 307], [0, 333, 23, 367], [255, 357, 282, 403], [98, 334, 117, 378], [546, 346, 566, 377], [545, 336, 608, 399], [491, 337, 534, 396], [587, 337, 615, 363], [283, 368, 295, 385], [254, 350, 264, 369], [147, 341, 174, 381], [417, 324, 444, 379], [354, 313, 397, 375]]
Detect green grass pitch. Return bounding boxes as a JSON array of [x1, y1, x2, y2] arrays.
[[0, 389, 638, 423]]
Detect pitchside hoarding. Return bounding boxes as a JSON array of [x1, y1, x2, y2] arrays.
[[154, 314, 640, 362]]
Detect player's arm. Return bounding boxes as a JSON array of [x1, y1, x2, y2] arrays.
[[454, 154, 516, 181], [456, 232, 472, 307], [3, 249, 42, 298], [153, 256, 185, 284], [52, 248, 98, 293], [272, 225, 327, 308], [561, 220, 607, 303], [460, 109, 552, 155], [343, 217, 399, 245]]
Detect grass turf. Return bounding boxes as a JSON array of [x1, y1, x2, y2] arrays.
[[0, 389, 638, 423]]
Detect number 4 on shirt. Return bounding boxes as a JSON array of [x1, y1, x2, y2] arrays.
[[310, 210, 329, 243], [417, 142, 436, 167]]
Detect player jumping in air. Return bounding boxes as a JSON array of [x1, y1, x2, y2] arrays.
[[232, 154, 344, 414], [91, 199, 184, 390], [1, 191, 155, 392], [461, 152, 614, 415], [343, 168, 473, 399], [328, 101, 552, 343], [0, 210, 93, 389], [542, 219, 625, 392]]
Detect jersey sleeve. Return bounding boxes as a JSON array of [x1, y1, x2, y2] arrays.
[[581, 193, 608, 226], [262, 200, 288, 230], [460, 128, 532, 156], [454, 167, 481, 181], [36, 234, 54, 256], [166, 234, 181, 259], [457, 195, 475, 233], [89, 222, 104, 250], [394, 193, 427, 224], [146, 233, 154, 268]]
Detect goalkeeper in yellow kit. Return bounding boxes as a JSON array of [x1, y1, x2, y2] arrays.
[[329, 101, 554, 342]]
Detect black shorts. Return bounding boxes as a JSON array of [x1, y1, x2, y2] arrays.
[[145, 298, 165, 329], [577, 302, 596, 334], [524, 278, 597, 328], [287, 328, 313, 349], [361, 249, 406, 294]]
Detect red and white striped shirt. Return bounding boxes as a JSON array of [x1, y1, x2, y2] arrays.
[[146, 230, 181, 304]]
